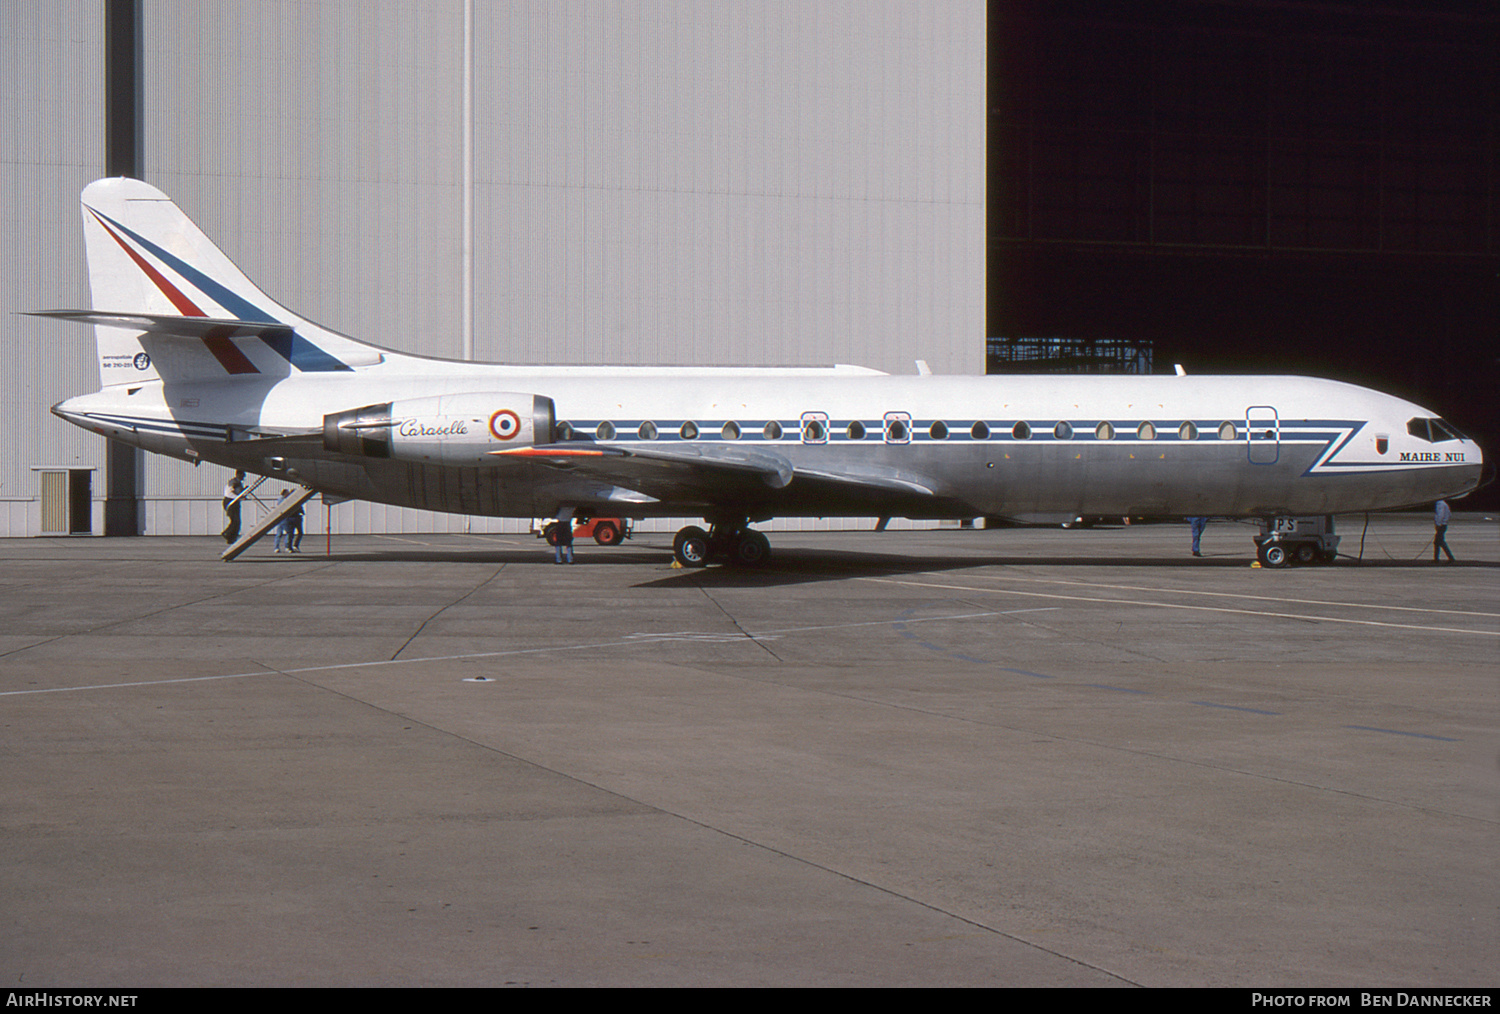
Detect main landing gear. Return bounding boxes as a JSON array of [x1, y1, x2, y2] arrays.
[[1253, 515, 1340, 568], [672, 520, 772, 568]]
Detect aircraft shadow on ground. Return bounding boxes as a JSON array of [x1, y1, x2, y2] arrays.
[[233, 545, 1494, 584], [629, 550, 1496, 589]]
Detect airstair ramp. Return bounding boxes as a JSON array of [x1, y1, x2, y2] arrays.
[[221, 484, 316, 561]]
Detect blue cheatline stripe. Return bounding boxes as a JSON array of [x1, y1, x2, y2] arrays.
[[1345, 725, 1459, 742], [92, 210, 351, 373], [86, 412, 228, 440], [568, 417, 1368, 445], [1192, 701, 1281, 715]]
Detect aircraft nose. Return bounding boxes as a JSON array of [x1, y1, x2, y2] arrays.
[[1475, 441, 1494, 494]]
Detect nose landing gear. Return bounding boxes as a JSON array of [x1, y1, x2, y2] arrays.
[[1253, 515, 1340, 567]]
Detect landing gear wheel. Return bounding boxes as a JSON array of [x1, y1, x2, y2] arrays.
[[673, 526, 710, 568], [730, 530, 771, 566], [1262, 543, 1288, 568], [1294, 543, 1317, 565], [593, 521, 621, 546], [543, 522, 563, 547]]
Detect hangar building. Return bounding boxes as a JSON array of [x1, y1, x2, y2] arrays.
[[3, 1, 987, 537]]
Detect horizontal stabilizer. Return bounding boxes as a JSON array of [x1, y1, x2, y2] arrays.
[[29, 310, 294, 341]]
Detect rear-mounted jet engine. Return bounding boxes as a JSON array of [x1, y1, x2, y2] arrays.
[[323, 393, 555, 465]]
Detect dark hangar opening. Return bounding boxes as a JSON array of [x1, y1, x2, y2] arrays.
[[987, 0, 1500, 507]]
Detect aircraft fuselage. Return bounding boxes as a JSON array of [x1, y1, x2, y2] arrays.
[[55, 366, 1484, 523]]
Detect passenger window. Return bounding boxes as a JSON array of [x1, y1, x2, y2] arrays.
[[638, 420, 657, 440], [848, 420, 866, 441], [763, 420, 782, 440], [721, 421, 740, 441], [1179, 421, 1197, 440], [801, 412, 828, 444], [1137, 421, 1156, 440], [1053, 421, 1072, 440], [1095, 421, 1114, 440], [1012, 421, 1031, 440], [930, 420, 948, 440], [884, 412, 910, 444], [680, 421, 699, 440], [971, 421, 990, 440], [596, 421, 615, 440], [556, 421, 575, 441], [1218, 421, 1236, 440]]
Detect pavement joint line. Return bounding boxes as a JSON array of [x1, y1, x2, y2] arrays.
[[245, 659, 1148, 988], [689, 580, 785, 662], [390, 563, 508, 661]]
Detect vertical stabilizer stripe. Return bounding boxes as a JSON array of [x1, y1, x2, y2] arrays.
[[88, 207, 349, 372], [90, 209, 206, 317], [91, 210, 262, 375], [89, 208, 269, 322]]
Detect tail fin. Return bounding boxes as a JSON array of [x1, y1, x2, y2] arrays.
[[75, 178, 380, 386]]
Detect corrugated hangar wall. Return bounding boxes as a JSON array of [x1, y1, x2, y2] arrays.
[[1, 4, 106, 537], [2, 0, 987, 538]]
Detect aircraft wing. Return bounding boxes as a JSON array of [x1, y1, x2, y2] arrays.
[[29, 310, 295, 340], [494, 442, 788, 506], [791, 464, 938, 497], [496, 442, 946, 511]]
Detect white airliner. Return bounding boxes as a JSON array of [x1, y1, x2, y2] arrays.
[[43, 178, 1485, 567]]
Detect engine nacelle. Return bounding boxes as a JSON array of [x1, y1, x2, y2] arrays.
[[323, 393, 555, 465]]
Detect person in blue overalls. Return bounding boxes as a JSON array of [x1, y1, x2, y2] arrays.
[[1187, 516, 1208, 557], [553, 517, 575, 564]]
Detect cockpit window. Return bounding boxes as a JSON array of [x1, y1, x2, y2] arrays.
[[1431, 418, 1463, 442], [1408, 417, 1463, 443]]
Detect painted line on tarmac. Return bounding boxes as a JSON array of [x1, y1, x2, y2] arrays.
[[859, 576, 1500, 637], [0, 610, 1013, 698], [954, 572, 1500, 620], [371, 534, 438, 546], [892, 607, 1060, 678]]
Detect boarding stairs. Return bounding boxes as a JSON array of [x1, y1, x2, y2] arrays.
[[221, 483, 317, 561]]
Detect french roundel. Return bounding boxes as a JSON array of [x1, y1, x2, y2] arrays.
[[489, 409, 521, 441]]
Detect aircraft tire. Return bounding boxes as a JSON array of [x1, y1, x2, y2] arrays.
[[673, 526, 711, 568], [1262, 543, 1289, 568], [593, 522, 621, 546], [1294, 542, 1318, 565], [543, 522, 563, 547], [730, 530, 771, 567]]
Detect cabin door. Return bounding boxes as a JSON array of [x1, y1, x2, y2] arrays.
[[1246, 406, 1279, 464]]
